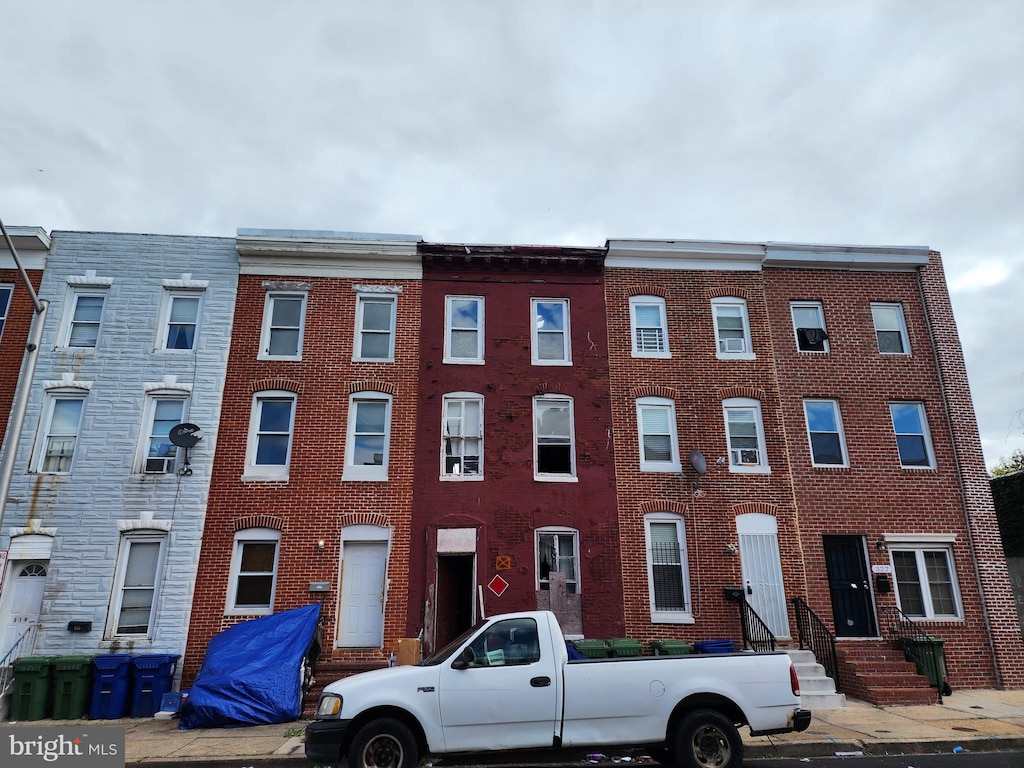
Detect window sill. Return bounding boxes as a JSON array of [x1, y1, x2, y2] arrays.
[[640, 464, 683, 474], [728, 465, 771, 475], [534, 475, 579, 483], [531, 359, 573, 367], [898, 464, 938, 471], [351, 356, 395, 364], [257, 354, 302, 362], [241, 471, 289, 483], [651, 613, 696, 625], [226, 607, 274, 617], [342, 471, 389, 482], [716, 352, 756, 361], [439, 475, 484, 482], [443, 358, 485, 365], [632, 351, 671, 359]]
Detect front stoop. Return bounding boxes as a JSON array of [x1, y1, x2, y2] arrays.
[[836, 641, 938, 706], [786, 649, 846, 709]]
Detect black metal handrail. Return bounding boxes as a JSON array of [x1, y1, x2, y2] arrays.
[[739, 598, 776, 652], [792, 597, 841, 693], [882, 605, 948, 703]]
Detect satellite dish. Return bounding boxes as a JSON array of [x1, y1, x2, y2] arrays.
[[168, 423, 202, 448], [689, 450, 707, 475]]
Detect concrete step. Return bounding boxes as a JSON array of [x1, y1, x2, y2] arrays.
[[800, 690, 847, 709]]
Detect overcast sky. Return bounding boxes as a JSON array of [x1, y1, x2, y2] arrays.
[[2, 0, 1021, 468]]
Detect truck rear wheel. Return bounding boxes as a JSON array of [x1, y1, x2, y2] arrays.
[[348, 718, 419, 768], [673, 709, 743, 768]]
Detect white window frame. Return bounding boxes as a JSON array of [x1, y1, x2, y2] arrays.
[[59, 289, 106, 348], [629, 295, 670, 358], [723, 397, 770, 474], [354, 293, 396, 362], [227, 528, 281, 615], [105, 533, 167, 638], [872, 302, 911, 355], [0, 283, 12, 344], [791, 301, 829, 353], [441, 393, 484, 480], [636, 397, 681, 472], [258, 291, 307, 360], [137, 396, 188, 474], [531, 298, 571, 365], [645, 513, 693, 624], [35, 393, 87, 474], [158, 290, 203, 351], [711, 297, 754, 360], [536, 527, 580, 595], [803, 399, 849, 467], [344, 392, 392, 481], [533, 395, 577, 481], [444, 295, 484, 364], [243, 391, 296, 481], [889, 542, 962, 620], [889, 401, 935, 469]]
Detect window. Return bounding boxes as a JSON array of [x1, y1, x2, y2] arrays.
[[465, 618, 541, 667], [59, 291, 105, 348], [531, 298, 571, 365], [889, 401, 934, 468], [537, 528, 579, 594], [228, 528, 281, 614], [244, 392, 296, 480], [0, 284, 12, 343], [630, 296, 669, 357], [107, 534, 165, 637], [872, 302, 910, 354], [344, 393, 392, 480], [442, 394, 483, 479], [139, 398, 186, 473], [259, 292, 306, 359], [891, 545, 961, 619], [636, 397, 681, 472], [791, 301, 829, 353], [534, 396, 576, 480], [803, 399, 848, 466], [38, 396, 85, 473], [444, 295, 484, 363], [160, 291, 202, 350], [723, 397, 769, 473], [354, 294, 395, 361], [711, 297, 753, 359], [645, 514, 692, 622]]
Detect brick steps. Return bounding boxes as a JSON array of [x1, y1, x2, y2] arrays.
[[836, 641, 938, 706]]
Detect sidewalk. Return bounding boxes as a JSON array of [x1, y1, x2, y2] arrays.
[[6, 689, 1024, 766]]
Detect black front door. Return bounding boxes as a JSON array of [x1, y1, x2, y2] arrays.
[[823, 535, 877, 637]]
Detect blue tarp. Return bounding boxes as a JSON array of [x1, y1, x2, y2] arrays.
[[179, 603, 320, 729]]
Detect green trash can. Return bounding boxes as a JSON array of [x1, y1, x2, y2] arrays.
[[900, 636, 950, 693], [11, 656, 56, 721], [651, 640, 694, 656], [52, 655, 96, 719], [572, 639, 609, 659], [606, 638, 643, 657]]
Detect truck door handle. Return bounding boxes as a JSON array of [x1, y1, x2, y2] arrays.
[[530, 677, 551, 687]]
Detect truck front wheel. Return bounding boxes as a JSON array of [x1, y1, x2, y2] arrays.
[[673, 709, 743, 768], [348, 718, 419, 768]]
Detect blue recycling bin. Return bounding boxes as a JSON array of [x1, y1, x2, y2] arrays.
[[90, 654, 133, 719], [130, 654, 180, 718], [695, 639, 736, 654]]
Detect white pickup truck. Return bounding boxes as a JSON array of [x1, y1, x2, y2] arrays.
[[305, 610, 810, 768]]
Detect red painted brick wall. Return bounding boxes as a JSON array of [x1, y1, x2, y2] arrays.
[[0, 268, 43, 449]]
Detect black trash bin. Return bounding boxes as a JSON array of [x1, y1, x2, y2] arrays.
[[130, 655, 180, 717], [90, 654, 133, 719]]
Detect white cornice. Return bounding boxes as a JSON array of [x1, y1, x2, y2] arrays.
[[764, 242, 930, 271], [606, 239, 766, 271], [237, 229, 422, 279], [0, 226, 49, 270]]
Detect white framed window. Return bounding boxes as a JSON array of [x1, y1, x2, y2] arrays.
[[0, 284, 12, 343], [344, 393, 392, 481], [872, 302, 910, 354], [441, 393, 483, 479], [630, 296, 669, 357], [228, 528, 281, 614], [791, 301, 829, 353], [889, 401, 935, 468], [354, 294, 396, 362], [159, 291, 202, 350], [531, 298, 571, 365], [711, 297, 754, 359], [106, 533, 166, 637], [723, 397, 769, 473], [259, 292, 306, 360], [891, 544, 962, 620], [636, 397, 681, 472], [243, 392, 296, 480], [533, 395, 576, 480], [803, 399, 848, 466], [36, 395, 86, 474], [645, 514, 692, 623], [137, 397, 187, 474], [536, 527, 579, 594], [60, 291, 106, 348], [444, 295, 484, 363]]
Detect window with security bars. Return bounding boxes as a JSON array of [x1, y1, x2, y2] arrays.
[[537, 530, 578, 594], [646, 518, 690, 619], [630, 296, 668, 357], [891, 546, 960, 619], [442, 395, 483, 477], [110, 537, 163, 635]]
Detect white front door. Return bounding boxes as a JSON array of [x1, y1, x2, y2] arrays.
[[0, 561, 47, 659], [737, 514, 790, 638], [338, 542, 387, 647]]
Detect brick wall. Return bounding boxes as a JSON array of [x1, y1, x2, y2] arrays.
[[0, 267, 43, 448]]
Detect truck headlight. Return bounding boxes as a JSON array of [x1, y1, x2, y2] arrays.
[[316, 694, 343, 718]]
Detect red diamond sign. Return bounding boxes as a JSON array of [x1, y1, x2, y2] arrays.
[[487, 574, 509, 597]]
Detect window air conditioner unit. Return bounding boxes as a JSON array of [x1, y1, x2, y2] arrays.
[[721, 337, 746, 353], [731, 449, 760, 465]]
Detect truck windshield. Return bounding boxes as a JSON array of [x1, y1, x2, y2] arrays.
[[420, 621, 486, 666]]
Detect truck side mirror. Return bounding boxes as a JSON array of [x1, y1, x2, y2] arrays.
[[451, 647, 475, 670]]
